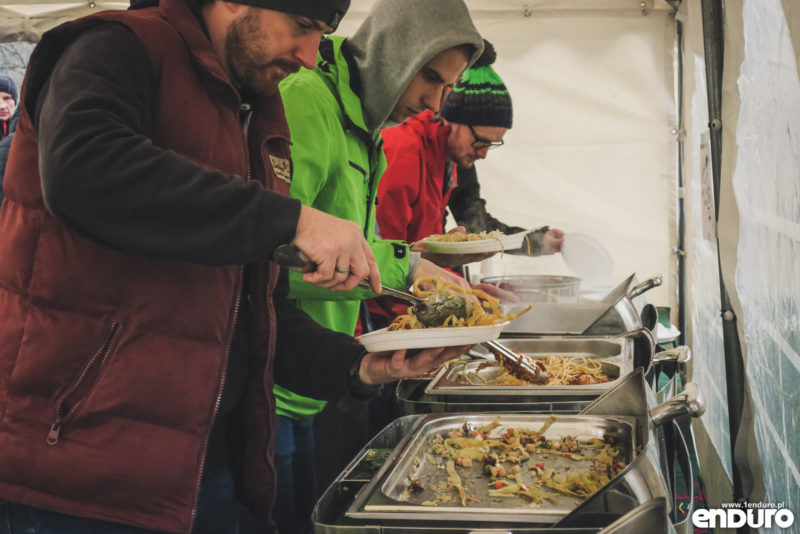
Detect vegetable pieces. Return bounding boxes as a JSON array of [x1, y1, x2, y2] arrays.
[[402, 417, 626, 509]]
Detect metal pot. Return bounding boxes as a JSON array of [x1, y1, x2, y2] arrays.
[[498, 274, 663, 336], [481, 274, 582, 303]]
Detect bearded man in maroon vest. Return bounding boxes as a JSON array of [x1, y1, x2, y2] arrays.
[[0, 0, 468, 532]]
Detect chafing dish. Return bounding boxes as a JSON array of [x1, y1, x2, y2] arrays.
[[350, 413, 636, 524], [397, 329, 657, 415], [330, 370, 703, 531], [426, 337, 633, 398]]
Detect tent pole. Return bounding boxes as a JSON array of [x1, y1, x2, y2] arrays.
[[675, 19, 687, 349], [700, 0, 746, 508]]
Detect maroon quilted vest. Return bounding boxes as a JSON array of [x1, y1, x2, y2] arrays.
[[0, 0, 291, 531]]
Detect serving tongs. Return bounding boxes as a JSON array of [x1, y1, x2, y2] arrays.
[[272, 244, 470, 327], [481, 339, 548, 384], [274, 245, 541, 378]]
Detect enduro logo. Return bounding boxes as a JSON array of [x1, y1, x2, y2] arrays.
[[692, 503, 794, 529]]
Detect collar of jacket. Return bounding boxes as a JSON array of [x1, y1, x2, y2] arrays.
[[316, 35, 379, 147], [158, 0, 290, 141], [160, 0, 232, 94], [407, 110, 451, 148]]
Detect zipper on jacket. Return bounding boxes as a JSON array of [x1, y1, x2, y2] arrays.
[[190, 104, 251, 528], [47, 321, 122, 446], [189, 267, 242, 530]]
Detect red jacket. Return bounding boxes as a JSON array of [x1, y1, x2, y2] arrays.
[[0, 2, 297, 532], [368, 112, 457, 328], [377, 110, 457, 243]]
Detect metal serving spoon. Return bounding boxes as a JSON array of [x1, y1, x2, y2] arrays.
[[272, 244, 470, 327]]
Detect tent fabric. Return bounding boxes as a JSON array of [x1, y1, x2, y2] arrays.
[[719, 0, 799, 510], [0, 2, 127, 41], [452, 6, 680, 311]]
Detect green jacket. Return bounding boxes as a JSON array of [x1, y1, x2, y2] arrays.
[[274, 37, 411, 419]]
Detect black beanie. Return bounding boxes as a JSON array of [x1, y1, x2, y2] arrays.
[[0, 75, 18, 103], [440, 40, 512, 129], [229, 0, 350, 31]]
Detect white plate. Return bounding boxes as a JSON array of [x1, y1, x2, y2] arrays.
[[423, 231, 528, 255], [561, 232, 614, 283], [357, 322, 509, 353]]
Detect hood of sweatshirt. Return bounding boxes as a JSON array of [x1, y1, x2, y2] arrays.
[[344, 0, 483, 133]]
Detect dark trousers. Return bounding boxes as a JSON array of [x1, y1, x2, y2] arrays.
[[273, 415, 315, 534], [0, 470, 253, 534]]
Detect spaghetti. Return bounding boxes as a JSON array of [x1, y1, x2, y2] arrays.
[[425, 230, 505, 243], [387, 276, 531, 331], [491, 354, 610, 386]]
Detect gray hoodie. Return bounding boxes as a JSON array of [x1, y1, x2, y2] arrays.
[[345, 0, 483, 132]]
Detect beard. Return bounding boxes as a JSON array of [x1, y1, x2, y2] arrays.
[[225, 9, 300, 97]]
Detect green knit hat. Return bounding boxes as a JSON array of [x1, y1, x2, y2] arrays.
[[440, 40, 512, 128]]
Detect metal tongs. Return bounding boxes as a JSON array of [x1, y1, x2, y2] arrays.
[[272, 244, 470, 327], [482, 340, 548, 384]]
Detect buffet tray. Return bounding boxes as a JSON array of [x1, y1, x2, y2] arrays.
[[347, 413, 636, 524], [425, 337, 633, 398]]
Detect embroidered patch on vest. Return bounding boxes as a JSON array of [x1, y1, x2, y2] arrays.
[[270, 155, 292, 184]]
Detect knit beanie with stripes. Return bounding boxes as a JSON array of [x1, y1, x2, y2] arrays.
[[440, 40, 512, 128]]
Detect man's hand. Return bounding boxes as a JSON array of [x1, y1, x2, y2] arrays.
[[471, 282, 520, 303], [410, 226, 497, 268], [412, 258, 471, 291], [359, 345, 472, 384], [542, 228, 565, 255], [293, 205, 382, 293]]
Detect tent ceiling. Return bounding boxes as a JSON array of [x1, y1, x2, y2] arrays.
[[0, 0, 678, 42]]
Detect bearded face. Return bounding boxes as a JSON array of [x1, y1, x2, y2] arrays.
[[224, 8, 303, 96]]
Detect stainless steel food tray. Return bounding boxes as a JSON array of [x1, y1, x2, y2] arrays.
[[347, 413, 636, 524], [425, 337, 632, 398]]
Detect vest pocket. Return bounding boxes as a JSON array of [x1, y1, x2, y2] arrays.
[[46, 321, 123, 446]]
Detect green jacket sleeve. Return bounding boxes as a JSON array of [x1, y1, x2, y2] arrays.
[[280, 69, 410, 302]]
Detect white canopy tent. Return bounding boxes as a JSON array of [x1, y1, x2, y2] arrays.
[[0, 0, 126, 41], [1, 0, 798, 526]]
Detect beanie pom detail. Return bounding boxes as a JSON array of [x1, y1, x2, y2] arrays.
[[473, 39, 496, 67]]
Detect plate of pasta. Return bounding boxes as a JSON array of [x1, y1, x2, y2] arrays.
[[357, 277, 530, 353], [357, 322, 509, 353], [422, 230, 529, 254]]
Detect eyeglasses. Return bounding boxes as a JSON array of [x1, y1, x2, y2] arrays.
[[467, 124, 504, 150]]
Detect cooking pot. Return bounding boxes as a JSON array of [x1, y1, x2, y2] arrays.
[[495, 274, 662, 335], [481, 274, 582, 303]]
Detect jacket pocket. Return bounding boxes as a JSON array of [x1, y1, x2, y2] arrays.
[[46, 321, 123, 446]]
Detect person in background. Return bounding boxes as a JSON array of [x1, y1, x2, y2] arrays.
[[0, 0, 470, 532], [0, 75, 17, 139], [372, 41, 564, 326], [0, 105, 20, 204], [445, 54, 562, 255], [273, 2, 483, 531], [0, 75, 19, 203]]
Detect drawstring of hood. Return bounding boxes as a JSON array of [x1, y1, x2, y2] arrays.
[[344, 0, 483, 133]]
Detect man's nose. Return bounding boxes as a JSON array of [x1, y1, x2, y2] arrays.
[[476, 147, 489, 159], [422, 85, 444, 113], [293, 35, 322, 70]]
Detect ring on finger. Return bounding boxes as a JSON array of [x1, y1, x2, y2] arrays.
[[334, 267, 350, 275]]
